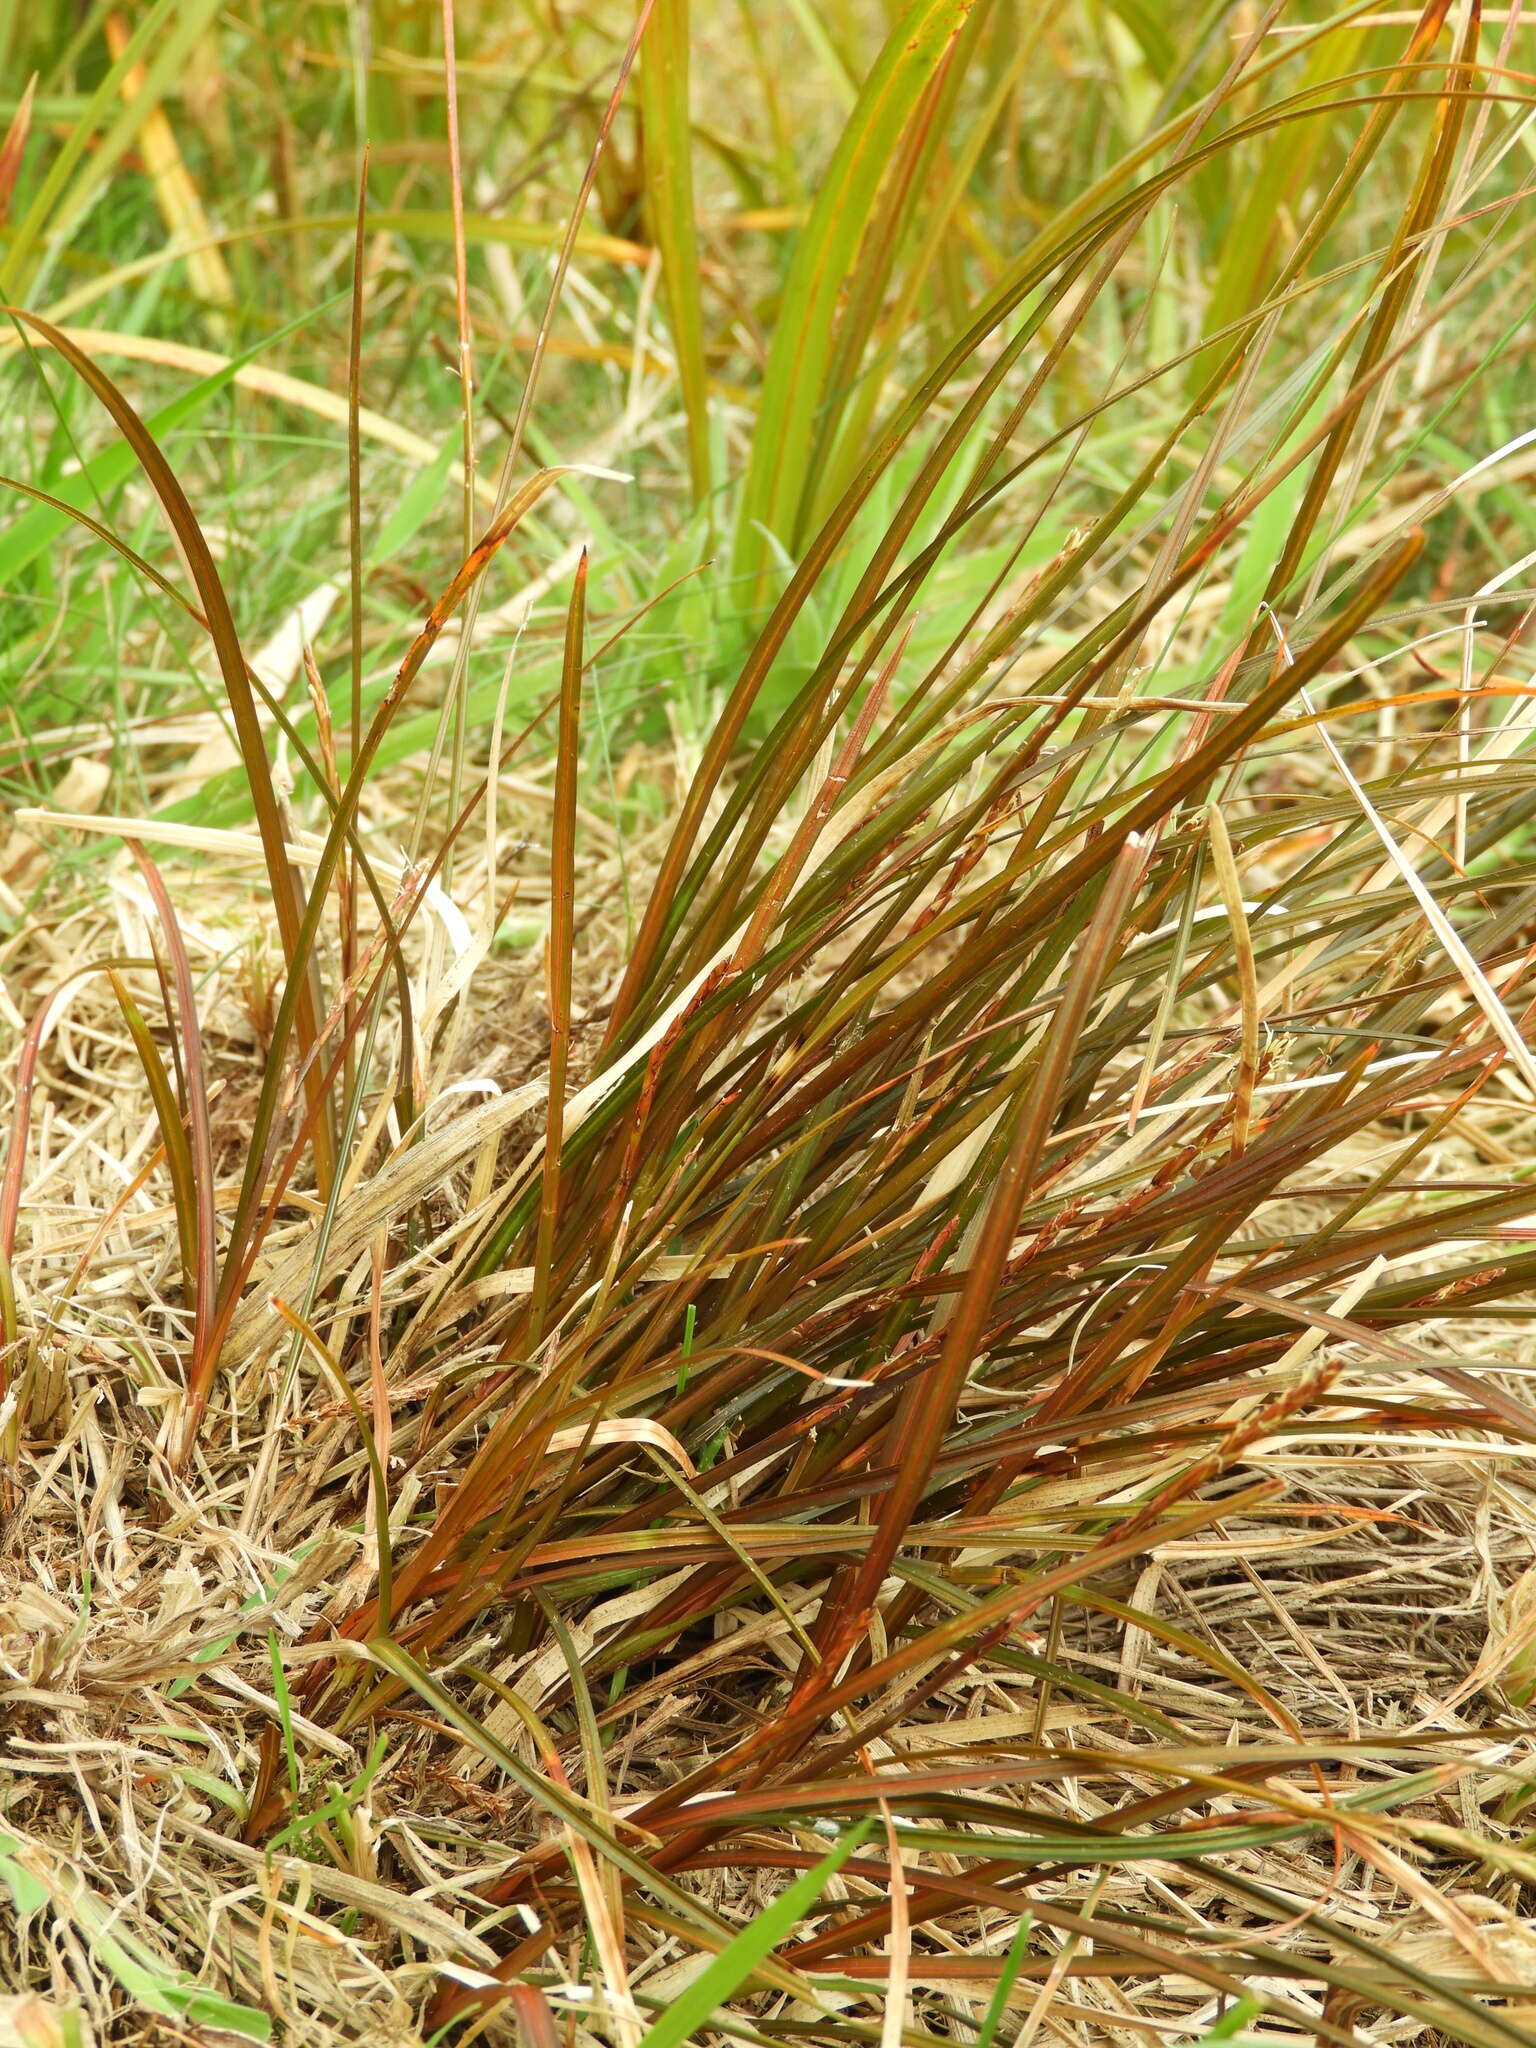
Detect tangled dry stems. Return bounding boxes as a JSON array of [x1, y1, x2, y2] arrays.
[[5, 775, 1536, 2048]]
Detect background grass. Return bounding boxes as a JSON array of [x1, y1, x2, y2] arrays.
[[9, 4, 1536, 2046]]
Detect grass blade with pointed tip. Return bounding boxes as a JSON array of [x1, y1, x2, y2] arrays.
[[633, 1822, 874, 2048], [4, 310, 339, 1203]]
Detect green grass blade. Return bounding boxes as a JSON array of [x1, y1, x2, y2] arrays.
[[733, 0, 975, 602], [0, 300, 327, 583], [0, 0, 223, 299], [639, 0, 711, 509], [529, 550, 587, 1345], [633, 1822, 873, 2048]]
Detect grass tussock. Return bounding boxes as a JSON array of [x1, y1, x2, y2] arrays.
[[7, 3, 1536, 2044]]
